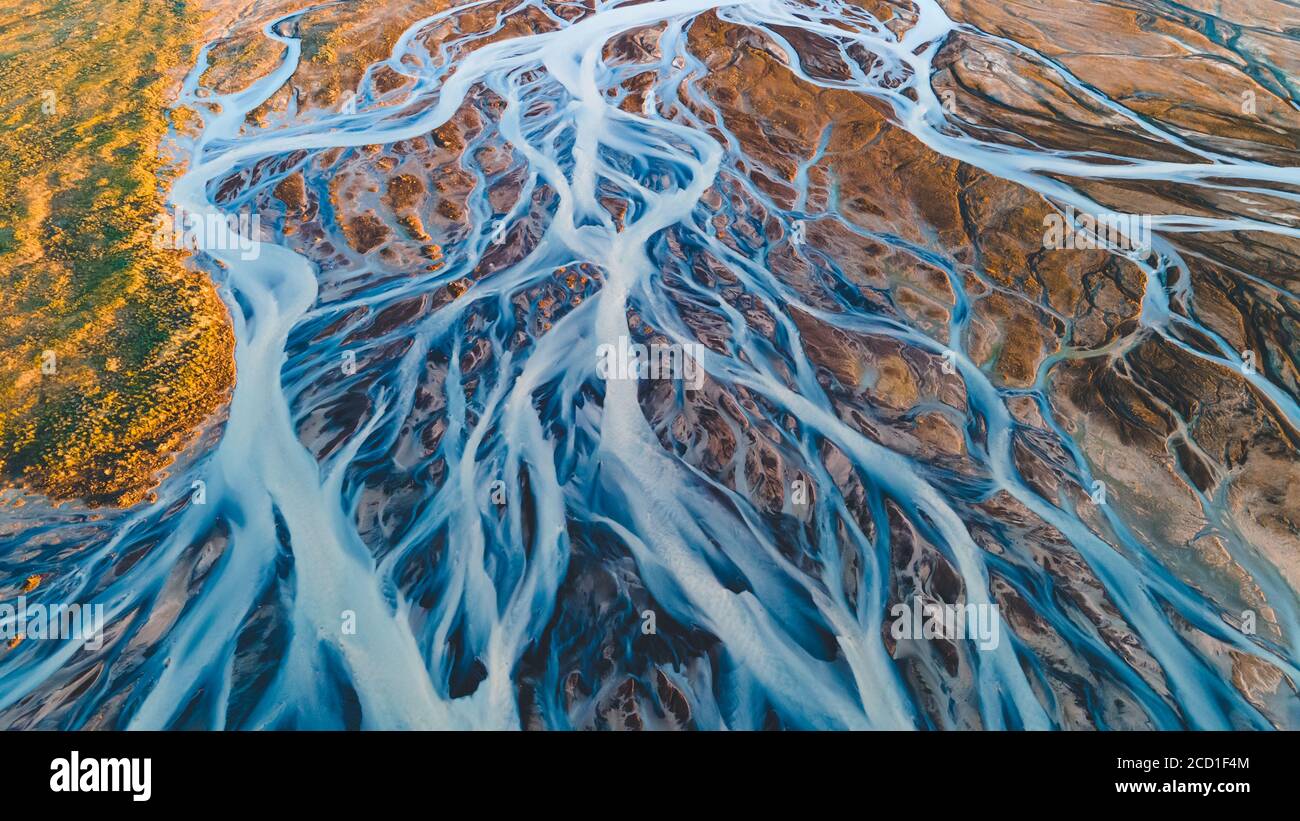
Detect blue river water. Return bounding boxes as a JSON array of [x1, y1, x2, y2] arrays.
[[1, 0, 1297, 729]]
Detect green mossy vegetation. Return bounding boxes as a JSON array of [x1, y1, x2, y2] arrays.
[[0, 0, 234, 505]]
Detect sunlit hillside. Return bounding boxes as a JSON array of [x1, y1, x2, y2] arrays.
[[0, 0, 234, 505]]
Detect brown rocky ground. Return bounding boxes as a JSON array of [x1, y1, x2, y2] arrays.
[[81, 0, 1297, 726], [670, 6, 1298, 724]]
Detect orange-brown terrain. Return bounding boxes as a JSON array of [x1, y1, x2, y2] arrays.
[[0, 0, 1295, 731]]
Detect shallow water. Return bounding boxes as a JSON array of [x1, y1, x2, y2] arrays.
[[1, 0, 1298, 729]]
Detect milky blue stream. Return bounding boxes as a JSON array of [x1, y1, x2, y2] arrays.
[[1, 0, 1297, 729]]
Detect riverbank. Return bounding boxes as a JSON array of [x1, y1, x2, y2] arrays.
[[0, 0, 235, 506]]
